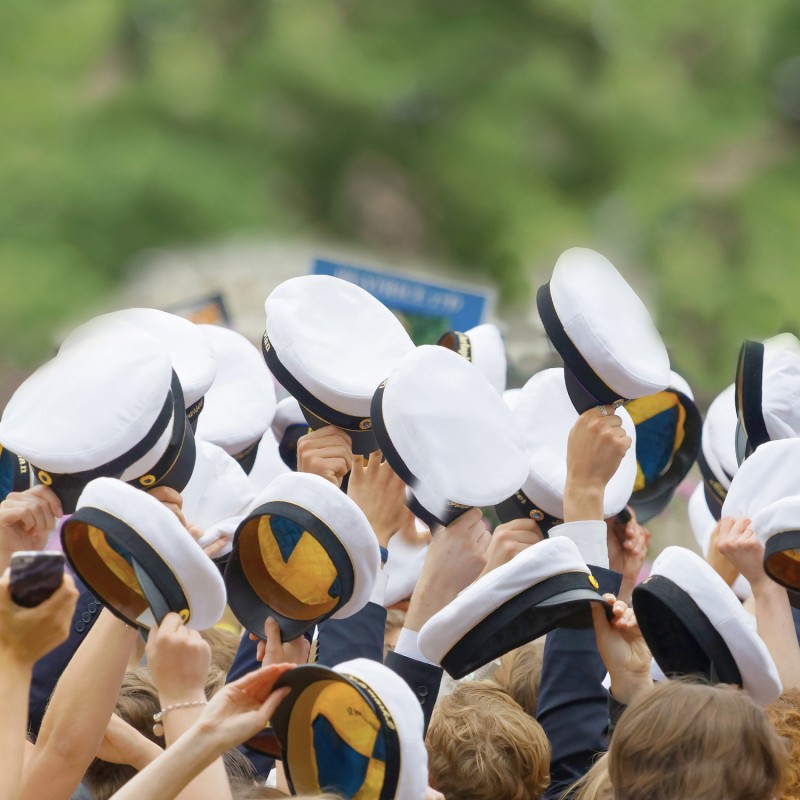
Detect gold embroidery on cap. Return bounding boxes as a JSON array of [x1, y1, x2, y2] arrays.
[[139, 474, 157, 487], [359, 419, 372, 431], [447, 500, 471, 509], [178, 608, 191, 623], [588, 574, 600, 590], [377, 379, 387, 389], [37, 470, 53, 486], [262, 333, 271, 352], [18, 458, 28, 475]]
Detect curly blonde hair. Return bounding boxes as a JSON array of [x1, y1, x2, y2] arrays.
[[766, 689, 800, 800], [426, 680, 550, 800]]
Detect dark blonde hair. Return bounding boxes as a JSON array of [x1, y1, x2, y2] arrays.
[[609, 679, 786, 800], [493, 638, 546, 717], [200, 626, 241, 674], [766, 689, 800, 800], [426, 680, 550, 800]]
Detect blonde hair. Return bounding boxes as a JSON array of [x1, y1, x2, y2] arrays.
[[565, 753, 612, 800], [426, 680, 550, 800], [609, 680, 786, 800], [493, 638, 546, 717], [766, 689, 800, 800]]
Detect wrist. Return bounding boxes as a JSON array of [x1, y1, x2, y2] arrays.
[[608, 670, 653, 706], [157, 688, 207, 706], [132, 739, 164, 771], [563, 481, 605, 522], [750, 575, 783, 599], [0, 645, 36, 675]]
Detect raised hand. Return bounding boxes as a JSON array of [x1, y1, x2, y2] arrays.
[[0, 485, 62, 572], [716, 516, 765, 588], [296, 426, 353, 487], [479, 518, 543, 578], [250, 616, 311, 665], [348, 451, 411, 548], [607, 507, 651, 602]]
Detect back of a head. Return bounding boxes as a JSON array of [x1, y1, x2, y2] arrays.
[[766, 689, 800, 800], [494, 639, 546, 718], [609, 680, 786, 800], [426, 680, 550, 800]]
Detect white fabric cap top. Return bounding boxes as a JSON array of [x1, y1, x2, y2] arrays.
[[497, 368, 636, 528], [225, 471, 380, 640], [722, 439, 800, 521], [195, 325, 277, 457], [503, 388, 522, 411], [698, 383, 738, 520], [537, 247, 670, 411], [246, 429, 291, 495], [65, 308, 217, 410], [0, 323, 172, 475], [437, 323, 507, 394], [418, 536, 607, 677], [62, 477, 226, 630], [687, 483, 751, 600], [271, 396, 307, 443], [263, 276, 414, 452], [372, 345, 529, 525], [181, 441, 256, 557], [633, 546, 781, 705]]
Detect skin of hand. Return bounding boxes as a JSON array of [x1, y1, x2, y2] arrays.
[[705, 519, 741, 587], [296, 425, 353, 487], [145, 613, 212, 706], [0, 485, 63, 572], [193, 663, 294, 753], [591, 594, 653, 705], [606, 507, 651, 602], [563, 406, 632, 523], [97, 713, 164, 770], [478, 518, 544, 578], [715, 516, 764, 587], [347, 451, 412, 548], [0, 571, 78, 667], [249, 616, 311, 665], [404, 507, 491, 632]]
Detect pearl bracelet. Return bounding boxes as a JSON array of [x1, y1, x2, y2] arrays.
[[152, 700, 207, 736]]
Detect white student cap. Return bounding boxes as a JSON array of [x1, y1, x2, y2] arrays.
[[64, 308, 217, 428], [495, 368, 636, 531], [263, 276, 414, 454], [632, 546, 781, 706], [250, 658, 428, 799], [418, 537, 611, 678], [735, 333, 800, 464], [752, 497, 800, 594], [371, 345, 529, 528], [625, 371, 702, 522], [697, 384, 738, 520], [61, 478, 226, 630], [536, 247, 670, 413], [0, 323, 196, 513], [437, 323, 507, 393], [195, 324, 277, 473], [225, 472, 380, 641]]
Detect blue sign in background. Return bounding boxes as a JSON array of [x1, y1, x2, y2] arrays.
[[312, 258, 491, 332]]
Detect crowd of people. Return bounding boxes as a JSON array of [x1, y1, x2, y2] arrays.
[[1, 246, 800, 800]]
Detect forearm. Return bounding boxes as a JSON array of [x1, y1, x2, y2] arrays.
[[20, 610, 138, 800], [753, 579, 800, 690], [160, 693, 233, 800], [0, 654, 33, 800], [109, 728, 222, 800]]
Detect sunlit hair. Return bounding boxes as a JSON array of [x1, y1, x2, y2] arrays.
[[564, 753, 612, 800], [609, 679, 786, 800], [426, 680, 550, 800], [766, 689, 800, 800], [493, 638, 546, 717]]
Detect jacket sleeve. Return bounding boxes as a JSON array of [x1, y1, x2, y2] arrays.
[[316, 602, 387, 667], [537, 566, 622, 800], [384, 650, 442, 733], [29, 578, 102, 738]]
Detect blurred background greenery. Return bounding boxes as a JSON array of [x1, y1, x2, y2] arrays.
[[2, 0, 800, 392]]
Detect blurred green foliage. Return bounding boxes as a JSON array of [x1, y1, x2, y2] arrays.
[[1, 0, 799, 390]]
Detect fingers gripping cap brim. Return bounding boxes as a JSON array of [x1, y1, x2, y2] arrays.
[[61, 477, 226, 630]]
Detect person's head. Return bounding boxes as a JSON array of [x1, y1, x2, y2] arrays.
[[609, 679, 787, 800], [84, 667, 253, 800], [200, 626, 241, 674], [493, 638, 546, 717], [426, 680, 550, 800], [766, 689, 800, 800]]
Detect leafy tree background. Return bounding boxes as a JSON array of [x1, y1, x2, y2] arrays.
[[2, 0, 799, 392]]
